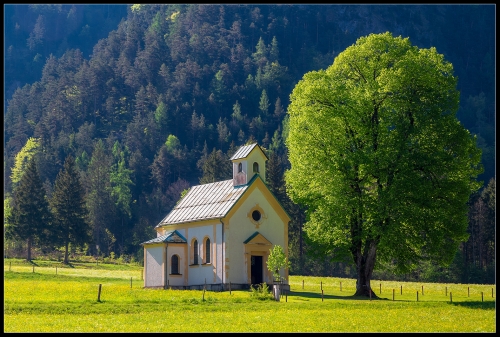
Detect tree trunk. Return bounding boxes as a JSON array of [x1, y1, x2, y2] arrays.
[[64, 242, 69, 264], [26, 237, 32, 262], [354, 240, 378, 298], [273, 284, 281, 301]]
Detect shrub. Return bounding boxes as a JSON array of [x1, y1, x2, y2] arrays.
[[249, 282, 274, 301]]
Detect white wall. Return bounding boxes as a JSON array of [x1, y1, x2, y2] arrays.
[[165, 245, 184, 287], [215, 223, 223, 285], [177, 224, 222, 286], [145, 245, 164, 288]]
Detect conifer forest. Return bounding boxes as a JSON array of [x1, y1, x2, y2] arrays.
[[3, 4, 495, 284]]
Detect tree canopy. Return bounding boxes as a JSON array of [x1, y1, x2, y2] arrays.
[[285, 32, 483, 296]]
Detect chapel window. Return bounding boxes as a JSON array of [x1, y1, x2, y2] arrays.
[[252, 210, 261, 222], [205, 238, 211, 264], [193, 239, 199, 265], [171, 255, 179, 274], [253, 162, 259, 173]]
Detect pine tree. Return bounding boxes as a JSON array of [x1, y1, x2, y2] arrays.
[[85, 139, 115, 256], [50, 155, 91, 264], [10, 137, 40, 187], [6, 157, 52, 261], [266, 151, 286, 202], [273, 97, 285, 121], [199, 148, 232, 184], [269, 36, 279, 62], [259, 89, 270, 118]]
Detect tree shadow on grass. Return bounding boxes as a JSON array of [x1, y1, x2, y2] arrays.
[[63, 262, 75, 268], [287, 290, 383, 301], [288, 291, 496, 309], [450, 301, 495, 310]]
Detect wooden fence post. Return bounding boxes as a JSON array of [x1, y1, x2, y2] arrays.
[[130, 277, 132, 288], [450, 292, 452, 303], [321, 289, 324, 302], [400, 285, 402, 295], [468, 287, 469, 297], [481, 292, 484, 302], [302, 279, 304, 289], [392, 289, 395, 301], [417, 291, 419, 302], [422, 285, 424, 296], [340, 281, 342, 292], [97, 284, 102, 302], [380, 283, 382, 294], [203, 278, 206, 301]]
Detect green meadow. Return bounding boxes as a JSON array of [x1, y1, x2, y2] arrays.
[[4, 259, 496, 332]]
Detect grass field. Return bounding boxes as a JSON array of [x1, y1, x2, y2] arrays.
[[3, 259, 496, 332]]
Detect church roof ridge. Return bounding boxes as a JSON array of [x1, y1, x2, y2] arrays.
[[229, 143, 268, 161]]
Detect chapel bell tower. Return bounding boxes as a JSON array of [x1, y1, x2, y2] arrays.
[[229, 143, 268, 187]]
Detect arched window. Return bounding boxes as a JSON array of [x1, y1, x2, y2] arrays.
[[253, 162, 259, 173], [193, 240, 199, 265], [205, 238, 211, 264], [171, 255, 179, 274], [238, 162, 243, 172]]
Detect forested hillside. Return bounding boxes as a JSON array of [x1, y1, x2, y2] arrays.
[[4, 4, 495, 283]]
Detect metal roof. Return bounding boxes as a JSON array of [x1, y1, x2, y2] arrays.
[[229, 143, 268, 161], [141, 230, 187, 245], [156, 179, 249, 227]]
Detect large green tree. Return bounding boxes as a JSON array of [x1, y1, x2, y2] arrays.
[[6, 157, 52, 261], [50, 155, 92, 264], [285, 32, 483, 297]]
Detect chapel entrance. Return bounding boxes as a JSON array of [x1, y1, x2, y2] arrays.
[[250, 255, 263, 285]]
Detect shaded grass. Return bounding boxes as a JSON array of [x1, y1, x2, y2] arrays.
[[3, 261, 496, 332]]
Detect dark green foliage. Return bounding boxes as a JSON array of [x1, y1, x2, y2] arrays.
[[85, 140, 116, 256], [50, 155, 92, 264], [198, 147, 232, 184], [6, 158, 52, 261], [462, 178, 496, 284], [3, 5, 495, 284]]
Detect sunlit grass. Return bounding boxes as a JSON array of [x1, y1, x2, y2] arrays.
[[288, 275, 496, 303], [4, 260, 496, 332]]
